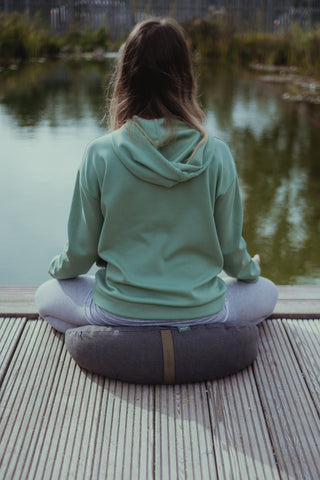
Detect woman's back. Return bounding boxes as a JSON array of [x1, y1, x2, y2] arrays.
[[36, 18, 277, 336], [48, 116, 260, 320]]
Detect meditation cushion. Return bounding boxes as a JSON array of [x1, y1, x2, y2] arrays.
[[65, 321, 259, 384]]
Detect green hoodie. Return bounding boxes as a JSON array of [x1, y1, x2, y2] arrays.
[[49, 116, 260, 320]]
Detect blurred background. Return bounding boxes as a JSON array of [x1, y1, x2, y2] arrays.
[[1, 0, 320, 285]]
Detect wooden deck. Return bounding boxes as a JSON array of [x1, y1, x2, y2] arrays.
[[0, 286, 319, 479]]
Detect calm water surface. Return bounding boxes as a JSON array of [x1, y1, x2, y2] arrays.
[[0, 60, 319, 285]]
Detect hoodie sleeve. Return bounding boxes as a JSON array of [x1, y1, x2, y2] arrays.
[[214, 176, 260, 282], [48, 166, 103, 280]]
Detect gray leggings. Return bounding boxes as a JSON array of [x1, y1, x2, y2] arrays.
[[35, 275, 278, 333]]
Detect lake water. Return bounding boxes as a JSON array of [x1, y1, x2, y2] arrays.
[[0, 60, 319, 285]]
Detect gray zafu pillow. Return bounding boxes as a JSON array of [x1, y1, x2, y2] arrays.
[[65, 322, 259, 384]]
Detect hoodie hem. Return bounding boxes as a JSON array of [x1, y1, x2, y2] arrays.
[[92, 287, 226, 321]]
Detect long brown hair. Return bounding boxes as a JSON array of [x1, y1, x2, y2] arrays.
[[108, 18, 205, 137]]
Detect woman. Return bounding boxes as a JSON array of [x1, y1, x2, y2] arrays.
[[36, 18, 278, 333]]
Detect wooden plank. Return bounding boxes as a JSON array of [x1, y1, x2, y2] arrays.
[[0, 320, 154, 480], [0, 317, 27, 384], [125, 383, 154, 479], [1, 285, 320, 317], [206, 369, 280, 480], [271, 300, 320, 318], [273, 285, 320, 299], [94, 381, 154, 480], [0, 287, 38, 317], [283, 319, 320, 415], [1, 315, 320, 479], [154, 383, 216, 479], [254, 319, 320, 480], [272, 285, 320, 317], [0, 320, 66, 479]]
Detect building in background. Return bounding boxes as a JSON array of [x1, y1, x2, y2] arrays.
[[0, 1, 319, 36]]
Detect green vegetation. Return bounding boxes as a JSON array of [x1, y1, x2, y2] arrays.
[[61, 23, 111, 53], [0, 13, 112, 64], [183, 18, 320, 76], [1, 12, 320, 77], [0, 13, 60, 62]]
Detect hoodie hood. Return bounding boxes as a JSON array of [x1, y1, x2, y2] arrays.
[[112, 116, 211, 187]]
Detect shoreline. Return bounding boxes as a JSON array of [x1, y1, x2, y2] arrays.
[[250, 63, 320, 105], [2, 55, 320, 108]]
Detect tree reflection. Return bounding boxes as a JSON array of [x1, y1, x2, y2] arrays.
[[0, 60, 111, 128], [199, 68, 320, 284]]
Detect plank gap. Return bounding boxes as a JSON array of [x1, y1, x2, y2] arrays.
[[0, 317, 27, 388], [251, 352, 283, 479], [204, 382, 219, 479]]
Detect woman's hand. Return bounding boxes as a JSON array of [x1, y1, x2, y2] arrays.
[[253, 254, 261, 265]]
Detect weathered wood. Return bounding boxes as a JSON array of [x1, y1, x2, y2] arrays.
[[274, 285, 320, 298], [154, 383, 215, 479], [0, 320, 65, 479], [0, 317, 27, 385], [0, 287, 38, 317], [1, 285, 320, 317], [271, 285, 320, 317], [283, 319, 320, 415], [0, 317, 320, 479], [254, 319, 320, 480], [0, 320, 154, 480], [206, 368, 280, 480]]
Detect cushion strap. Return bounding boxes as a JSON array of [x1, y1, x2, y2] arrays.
[[160, 330, 175, 384]]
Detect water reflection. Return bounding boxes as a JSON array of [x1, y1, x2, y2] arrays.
[[197, 63, 320, 284], [0, 60, 319, 285], [0, 61, 108, 128]]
